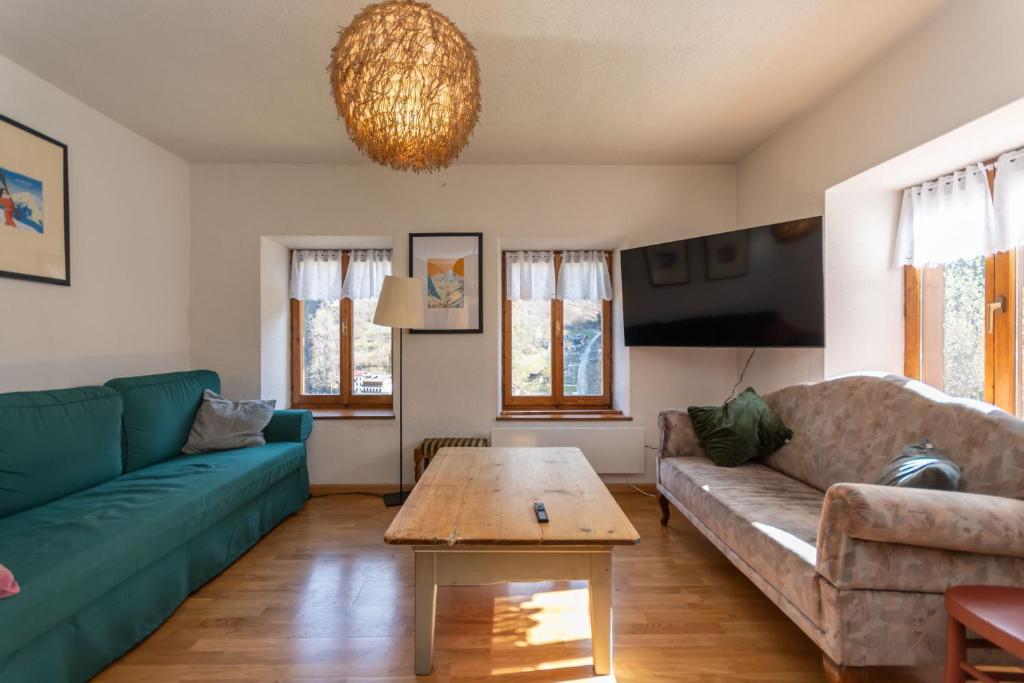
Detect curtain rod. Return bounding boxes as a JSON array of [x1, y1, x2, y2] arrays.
[[913, 148, 1022, 192]]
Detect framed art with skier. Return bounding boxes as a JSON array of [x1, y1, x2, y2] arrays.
[[408, 232, 482, 333], [0, 112, 69, 286]]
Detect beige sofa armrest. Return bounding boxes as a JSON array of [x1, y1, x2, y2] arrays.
[[819, 483, 1024, 559], [657, 410, 702, 458]]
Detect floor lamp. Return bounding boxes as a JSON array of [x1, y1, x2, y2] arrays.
[[373, 275, 424, 507]]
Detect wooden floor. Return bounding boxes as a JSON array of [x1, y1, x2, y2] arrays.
[[95, 492, 940, 682]]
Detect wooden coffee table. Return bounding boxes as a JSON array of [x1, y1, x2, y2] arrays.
[[384, 446, 640, 676]]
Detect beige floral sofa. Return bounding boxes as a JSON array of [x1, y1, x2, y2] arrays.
[[656, 373, 1024, 681]]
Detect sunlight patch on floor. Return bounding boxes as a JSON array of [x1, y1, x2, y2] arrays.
[[494, 587, 592, 648], [492, 661, 613, 680]]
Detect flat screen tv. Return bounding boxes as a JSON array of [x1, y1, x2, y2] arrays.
[[622, 217, 824, 348]]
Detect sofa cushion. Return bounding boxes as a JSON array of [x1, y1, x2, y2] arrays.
[[0, 441, 304, 662], [105, 370, 220, 472], [687, 388, 793, 467], [762, 373, 1024, 497], [660, 455, 825, 625], [0, 386, 123, 518], [182, 389, 276, 454]]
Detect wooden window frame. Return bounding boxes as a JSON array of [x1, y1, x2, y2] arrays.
[[501, 251, 614, 412], [903, 164, 1017, 414], [290, 251, 394, 411]]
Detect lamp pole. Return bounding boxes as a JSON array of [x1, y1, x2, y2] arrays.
[[383, 328, 406, 506], [374, 275, 423, 507]]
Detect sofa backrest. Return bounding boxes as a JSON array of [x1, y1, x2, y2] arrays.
[[105, 370, 220, 473], [762, 373, 1024, 498], [0, 386, 123, 518]]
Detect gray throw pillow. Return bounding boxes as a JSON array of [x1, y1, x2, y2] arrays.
[[875, 440, 961, 491], [182, 389, 276, 454]]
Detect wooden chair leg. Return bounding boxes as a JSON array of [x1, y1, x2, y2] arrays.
[[822, 654, 868, 683], [945, 616, 967, 683], [414, 447, 424, 482], [658, 494, 670, 526]]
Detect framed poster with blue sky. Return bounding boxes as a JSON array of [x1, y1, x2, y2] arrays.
[[409, 232, 483, 333], [0, 113, 69, 286]]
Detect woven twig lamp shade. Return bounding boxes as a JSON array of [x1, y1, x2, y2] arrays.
[[328, 0, 481, 173]]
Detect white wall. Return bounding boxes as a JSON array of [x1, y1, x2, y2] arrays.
[[190, 164, 737, 484], [0, 55, 190, 391], [821, 189, 904, 378], [734, 0, 1024, 392]]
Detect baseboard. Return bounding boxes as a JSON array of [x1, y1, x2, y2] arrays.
[[309, 484, 411, 496], [310, 482, 656, 495]]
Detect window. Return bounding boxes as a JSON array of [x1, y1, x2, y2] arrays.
[[501, 251, 615, 413], [902, 153, 1023, 415], [290, 250, 393, 411], [906, 250, 1017, 411]]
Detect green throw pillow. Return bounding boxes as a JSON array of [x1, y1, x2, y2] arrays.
[[687, 388, 793, 467]]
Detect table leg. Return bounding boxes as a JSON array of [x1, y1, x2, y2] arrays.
[[944, 615, 966, 683], [589, 552, 613, 675], [415, 551, 437, 675]]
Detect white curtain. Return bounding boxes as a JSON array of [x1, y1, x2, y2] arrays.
[[893, 163, 997, 267], [341, 249, 392, 300], [557, 250, 612, 301], [290, 250, 342, 300], [506, 251, 556, 300], [994, 149, 1024, 253]]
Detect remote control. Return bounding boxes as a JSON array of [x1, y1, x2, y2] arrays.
[[534, 502, 549, 523]]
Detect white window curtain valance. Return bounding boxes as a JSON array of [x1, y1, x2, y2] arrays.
[[341, 249, 392, 300], [290, 250, 342, 301], [893, 163, 997, 268], [506, 251, 556, 301], [557, 250, 612, 301], [994, 149, 1024, 253]]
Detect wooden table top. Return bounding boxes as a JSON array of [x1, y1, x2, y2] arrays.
[[384, 447, 640, 547]]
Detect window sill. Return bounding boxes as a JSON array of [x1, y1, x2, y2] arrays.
[[496, 410, 632, 422], [307, 408, 395, 420]]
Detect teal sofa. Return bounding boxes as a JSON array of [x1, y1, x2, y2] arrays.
[[0, 370, 312, 682]]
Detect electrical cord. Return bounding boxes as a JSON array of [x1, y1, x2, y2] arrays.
[[727, 347, 757, 403], [629, 350, 757, 499], [627, 480, 657, 498]]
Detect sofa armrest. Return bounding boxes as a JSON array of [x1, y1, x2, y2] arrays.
[[657, 410, 702, 458], [263, 409, 313, 443], [819, 483, 1024, 559]]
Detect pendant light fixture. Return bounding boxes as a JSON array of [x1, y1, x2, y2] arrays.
[[328, 0, 481, 173]]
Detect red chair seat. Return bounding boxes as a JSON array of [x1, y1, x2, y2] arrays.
[[947, 586, 1024, 657]]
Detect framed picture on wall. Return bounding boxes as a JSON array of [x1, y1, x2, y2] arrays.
[[704, 230, 748, 281], [0, 113, 70, 286], [644, 241, 689, 286], [409, 232, 483, 333]]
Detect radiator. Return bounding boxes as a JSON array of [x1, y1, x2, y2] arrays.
[[490, 426, 645, 474]]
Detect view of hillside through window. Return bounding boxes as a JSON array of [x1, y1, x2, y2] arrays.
[[510, 300, 552, 395], [562, 300, 603, 396], [941, 256, 985, 401], [301, 298, 392, 398], [510, 298, 604, 397], [302, 299, 340, 395], [352, 299, 392, 395]]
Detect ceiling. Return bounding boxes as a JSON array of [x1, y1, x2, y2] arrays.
[[0, 0, 945, 164]]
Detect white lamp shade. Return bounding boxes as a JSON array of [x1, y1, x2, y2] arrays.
[[373, 275, 425, 329]]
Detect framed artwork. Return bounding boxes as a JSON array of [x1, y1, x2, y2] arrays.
[[644, 242, 689, 286], [409, 232, 483, 333], [0, 113, 69, 286], [705, 230, 748, 281]]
